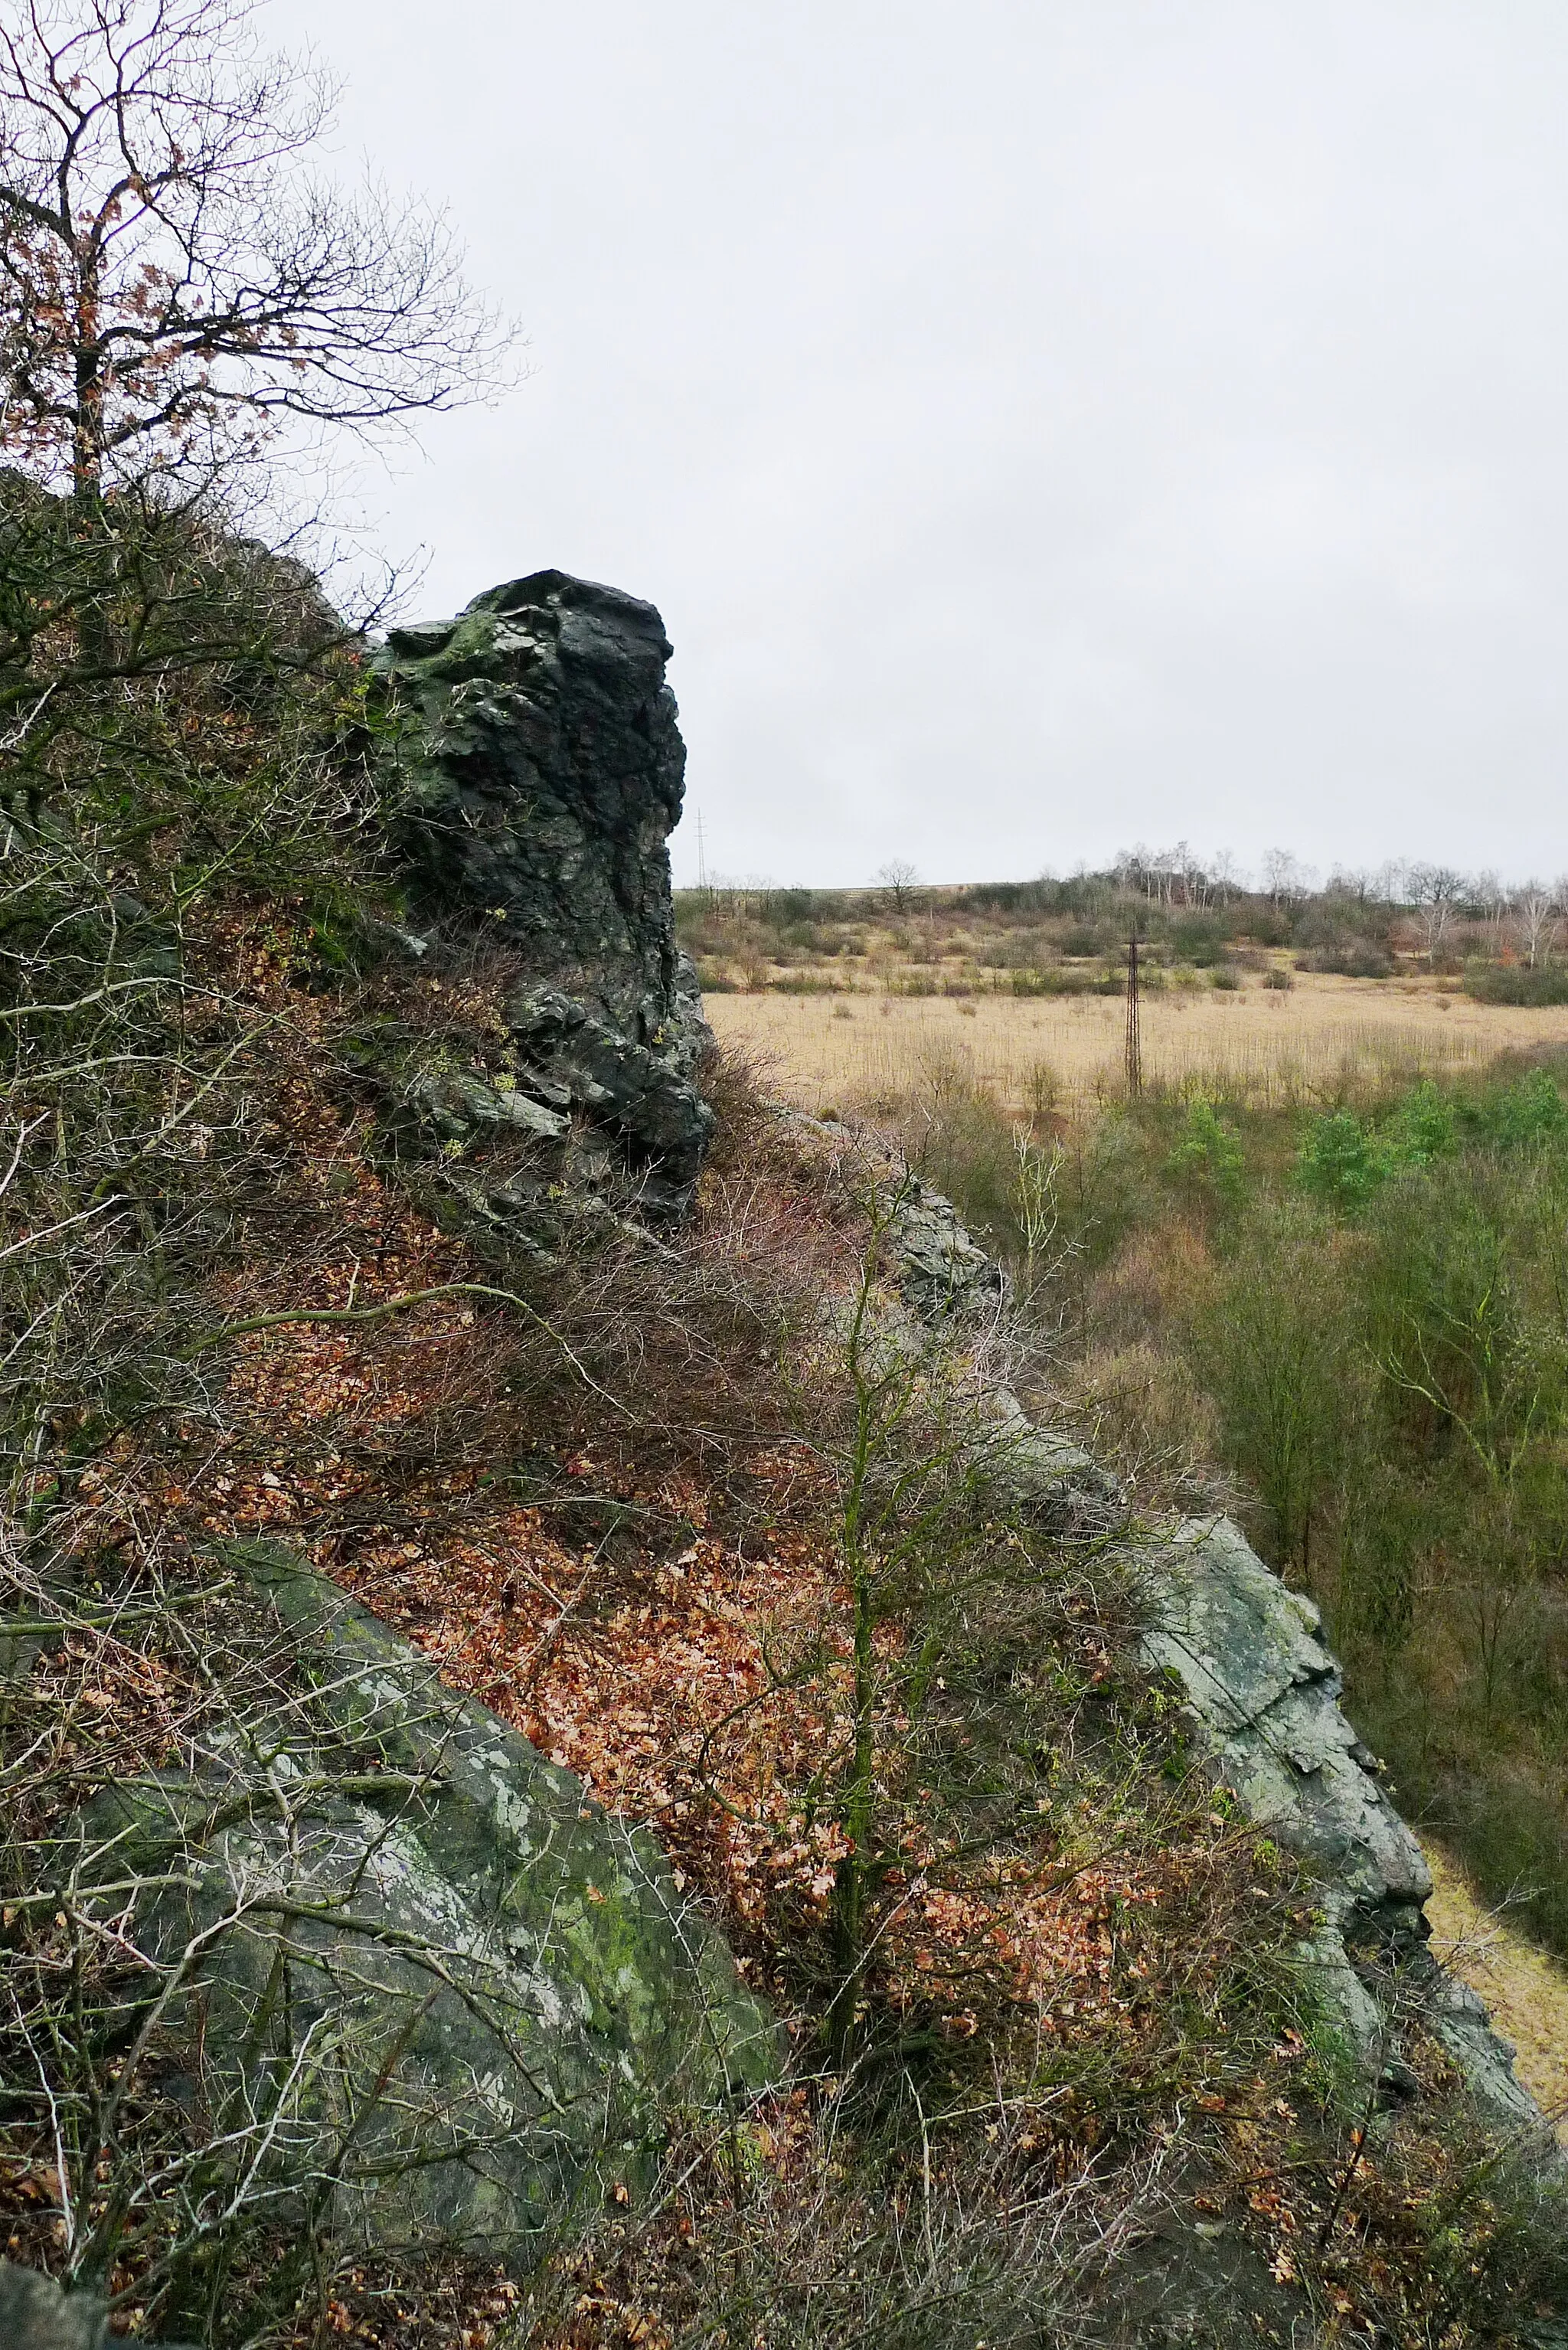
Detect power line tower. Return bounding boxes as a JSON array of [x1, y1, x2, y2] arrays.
[[1125, 933, 1142, 1097], [695, 808, 709, 898]]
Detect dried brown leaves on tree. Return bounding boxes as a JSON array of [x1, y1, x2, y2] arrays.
[[0, 0, 514, 510]]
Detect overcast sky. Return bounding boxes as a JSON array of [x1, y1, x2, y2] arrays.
[[267, 0, 1568, 888]]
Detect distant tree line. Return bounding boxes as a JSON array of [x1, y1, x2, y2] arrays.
[[681, 848, 1568, 981]]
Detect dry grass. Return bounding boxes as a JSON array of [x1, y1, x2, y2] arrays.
[[1425, 1843, 1568, 2142], [707, 972, 1568, 1113]]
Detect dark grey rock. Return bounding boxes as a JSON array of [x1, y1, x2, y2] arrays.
[[505, 984, 714, 1214], [1139, 1519, 1432, 1942], [373, 571, 713, 1214], [404, 1066, 570, 1146], [0, 2266, 107, 2350], [1424, 1969, 1544, 2129], [79, 1544, 777, 2263], [377, 571, 683, 1029], [874, 1171, 1115, 1520], [1138, 1517, 1554, 2133], [0, 2264, 195, 2350], [981, 1380, 1120, 1520], [884, 1177, 1004, 1320]]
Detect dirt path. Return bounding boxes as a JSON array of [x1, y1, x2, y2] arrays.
[[1423, 1845, 1568, 2139]]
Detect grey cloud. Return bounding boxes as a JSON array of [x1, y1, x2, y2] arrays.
[[267, 0, 1568, 883]]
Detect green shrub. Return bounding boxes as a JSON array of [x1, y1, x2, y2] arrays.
[[1304, 943, 1395, 978], [1190, 1204, 1360, 1573], [1049, 1059, 1568, 1962], [1166, 1097, 1246, 1214], [1383, 1077, 1458, 1166], [1009, 967, 1093, 997], [1296, 1110, 1383, 1211], [1009, 966, 1128, 998], [1298, 1080, 1460, 1212], [1473, 1065, 1568, 1148], [1167, 918, 1230, 967], [1464, 962, 1568, 1005]]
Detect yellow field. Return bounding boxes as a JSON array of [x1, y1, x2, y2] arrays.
[[1426, 1845, 1568, 2139], [706, 973, 1568, 1114]]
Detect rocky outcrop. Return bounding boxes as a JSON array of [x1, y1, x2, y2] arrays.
[[885, 1176, 1005, 1320], [1139, 1521, 1547, 2130], [0, 2264, 193, 2350], [877, 1168, 1116, 1518], [379, 571, 686, 1029], [982, 1377, 1119, 1520], [375, 571, 714, 1214], [884, 1175, 1554, 2141], [73, 1544, 776, 2263], [0, 2265, 111, 2350], [1139, 1521, 1432, 1944]]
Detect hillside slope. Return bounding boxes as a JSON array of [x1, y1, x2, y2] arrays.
[[3, 567, 1566, 2350]]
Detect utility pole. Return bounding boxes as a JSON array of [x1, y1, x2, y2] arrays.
[[1125, 934, 1142, 1097]]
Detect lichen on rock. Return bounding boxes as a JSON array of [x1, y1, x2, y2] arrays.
[[75, 1543, 777, 2263], [373, 570, 714, 1216], [1138, 1518, 1432, 1940], [1138, 1515, 1550, 2132]]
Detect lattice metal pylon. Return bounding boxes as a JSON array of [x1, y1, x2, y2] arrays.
[[1125, 934, 1142, 1096]]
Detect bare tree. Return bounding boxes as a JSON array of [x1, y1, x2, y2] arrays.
[[1406, 863, 1468, 963], [1207, 848, 1242, 907], [875, 858, 919, 912], [0, 0, 513, 518], [0, 3, 523, 1495], [1473, 869, 1509, 956], [0, 0, 516, 742], [1261, 848, 1315, 908], [1113, 844, 1153, 904], [1514, 879, 1560, 971]]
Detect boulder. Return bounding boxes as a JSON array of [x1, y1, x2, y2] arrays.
[[1139, 1519, 1432, 1943], [884, 1175, 1004, 1321], [1139, 1517, 1550, 2129], [374, 571, 714, 1214], [78, 1544, 777, 2263], [0, 2267, 108, 2350]]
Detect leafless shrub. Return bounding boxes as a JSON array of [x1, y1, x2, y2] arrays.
[[518, 2093, 1182, 2348]]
